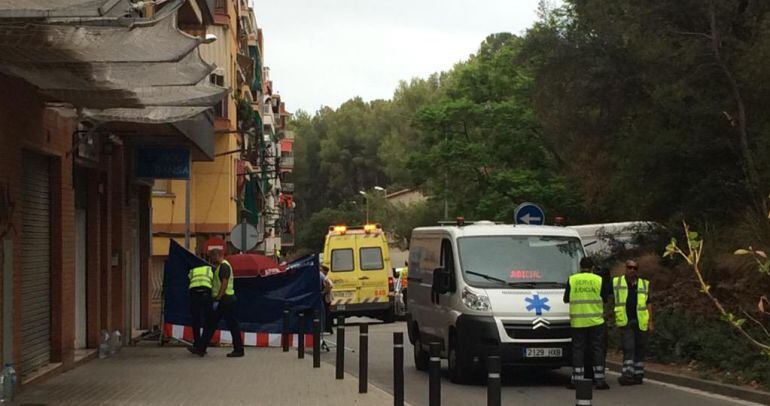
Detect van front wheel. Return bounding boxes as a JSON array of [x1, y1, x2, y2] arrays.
[[448, 333, 473, 384]]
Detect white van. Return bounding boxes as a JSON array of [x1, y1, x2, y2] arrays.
[[406, 221, 585, 383], [568, 221, 657, 258]]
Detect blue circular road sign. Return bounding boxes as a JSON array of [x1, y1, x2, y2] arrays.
[[514, 202, 545, 225]]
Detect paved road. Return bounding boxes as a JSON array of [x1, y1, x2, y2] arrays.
[[309, 319, 762, 406]]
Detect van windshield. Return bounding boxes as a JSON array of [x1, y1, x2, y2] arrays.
[[458, 236, 583, 288]]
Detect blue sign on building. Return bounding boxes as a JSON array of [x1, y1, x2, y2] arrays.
[[135, 147, 190, 179], [514, 202, 545, 225]]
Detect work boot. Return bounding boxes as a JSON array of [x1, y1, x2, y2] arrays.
[[618, 375, 635, 386], [595, 380, 610, 390], [226, 350, 244, 358], [187, 346, 205, 357]]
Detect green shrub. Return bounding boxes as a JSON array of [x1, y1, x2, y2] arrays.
[[641, 309, 770, 388]]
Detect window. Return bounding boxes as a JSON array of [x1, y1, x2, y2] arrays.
[[152, 179, 172, 195], [331, 249, 354, 272], [360, 247, 384, 271], [458, 236, 583, 288], [440, 239, 456, 292], [210, 73, 226, 117]]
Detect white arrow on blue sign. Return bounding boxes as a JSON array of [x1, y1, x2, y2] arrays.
[[514, 202, 545, 225]]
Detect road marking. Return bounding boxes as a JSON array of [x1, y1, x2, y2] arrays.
[[605, 371, 764, 406]]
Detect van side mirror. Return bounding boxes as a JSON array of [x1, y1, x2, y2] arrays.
[[432, 267, 450, 295]]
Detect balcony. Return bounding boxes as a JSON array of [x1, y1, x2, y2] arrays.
[[214, 0, 226, 13], [282, 183, 294, 193], [283, 130, 295, 140], [280, 156, 294, 169], [262, 113, 274, 128], [281, 233, 295, 247]]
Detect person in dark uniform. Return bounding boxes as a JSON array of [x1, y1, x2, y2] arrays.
[[564, 257, 611, 390], [615, 259, 653, 385], [189, 245, 244, 357], [583, 262, 612, 381], [320, 265, 334, 334], [187, 264, 214, 350]]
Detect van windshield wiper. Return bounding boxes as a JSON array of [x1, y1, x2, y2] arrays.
[[508, 281, 566, 288], [465, 270, 508, 285]]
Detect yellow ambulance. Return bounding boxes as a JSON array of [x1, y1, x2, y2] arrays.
[[322, 224, 394, 322]]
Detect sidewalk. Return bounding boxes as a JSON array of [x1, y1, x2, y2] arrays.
[[14, 344, 394, 406]]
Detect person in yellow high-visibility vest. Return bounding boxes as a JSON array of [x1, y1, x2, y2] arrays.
[[564, 257, 611, 390], [189, 245, 244, 358], [615, 259, 653, 385], [187, 264, 214, 349]]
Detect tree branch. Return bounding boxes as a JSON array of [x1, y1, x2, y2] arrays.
[[742, 309, 770, 338], [675, 31, 714, 40], [707, 0, 768, 217]]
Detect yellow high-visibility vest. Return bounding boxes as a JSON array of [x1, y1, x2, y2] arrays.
[[613, 276, 650, 331], [568, 272, 605, 328], [188, 266, 213, 290], [211, 259, 235, 297]]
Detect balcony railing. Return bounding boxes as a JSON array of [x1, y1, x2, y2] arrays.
[[280, 156, 294, 169], [281, 233, 295, 247], [214, 0, 226, 13], [282, 183, 294, 193], [262, 113, 274, 127]]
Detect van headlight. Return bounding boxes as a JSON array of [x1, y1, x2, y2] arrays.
[[462, 287, 491, 311]]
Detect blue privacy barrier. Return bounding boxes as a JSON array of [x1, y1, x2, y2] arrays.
[[163, 239, 323, 335]]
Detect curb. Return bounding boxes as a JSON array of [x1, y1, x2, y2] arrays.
[[606, 360, 770, 405]]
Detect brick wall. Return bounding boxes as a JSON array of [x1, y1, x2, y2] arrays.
[[0, 72, 157, 382], [0, 74, 76, 373]]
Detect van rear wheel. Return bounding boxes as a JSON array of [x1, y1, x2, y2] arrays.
[[413, 330, 429, 371]]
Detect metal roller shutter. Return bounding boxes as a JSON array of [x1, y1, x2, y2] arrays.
[[21, 152, 51, 376]]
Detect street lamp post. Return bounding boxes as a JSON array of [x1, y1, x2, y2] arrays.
[[359, 190, 369, 224], [360, 186, 386, 224]]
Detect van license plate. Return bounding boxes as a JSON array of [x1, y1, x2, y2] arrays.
[[525, 348, 562, 358]]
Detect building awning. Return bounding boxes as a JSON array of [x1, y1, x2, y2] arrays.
[[0, 0, 227, 160], [0, 0, 136, 19], [82, 108, 216, 161]]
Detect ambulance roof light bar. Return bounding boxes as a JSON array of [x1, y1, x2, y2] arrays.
[[330, 225, 347, 234], [438, 217, 468, 227]]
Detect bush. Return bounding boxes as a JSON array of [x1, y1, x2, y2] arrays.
[[644, 309, 770, 388]]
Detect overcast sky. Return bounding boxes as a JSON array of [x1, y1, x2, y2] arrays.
[[251, 0, 546, 114]]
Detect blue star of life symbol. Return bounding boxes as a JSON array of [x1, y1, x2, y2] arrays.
[[525, 294, 551, 316]]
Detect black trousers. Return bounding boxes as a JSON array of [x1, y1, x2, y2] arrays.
[[188, 288, 212, 347], [323, 300, 333, 333], [582, 323, 607, 380], [571, 324, 606, 382], [621, 321, 648, 379], [196, 297, 244, 353]]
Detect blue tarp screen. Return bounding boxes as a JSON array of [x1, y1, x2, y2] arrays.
[[163, 240, 322, 333]]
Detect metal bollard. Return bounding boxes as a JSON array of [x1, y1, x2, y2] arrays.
[[298, 311, 305, 359], [359, 324, 368, 393], [313, 312, 321, 368], [429, 342, 441, 406], [282, 308, 290, 352], [336, 315, 345, 380], [393, 332, 404, 406], [487, 356, 501, 406], [575, 378, 593, 406]]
